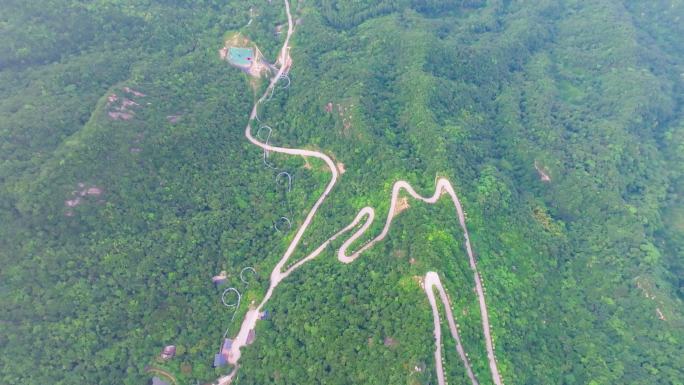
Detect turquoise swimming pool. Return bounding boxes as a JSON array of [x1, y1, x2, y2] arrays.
[[229, 47, 254, 67]]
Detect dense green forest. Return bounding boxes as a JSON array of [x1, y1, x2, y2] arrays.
[[1, 1, 682, 384]]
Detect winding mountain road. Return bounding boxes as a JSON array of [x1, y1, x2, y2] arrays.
[[216, 1, 503, 384], [425, 272, 478, 385]]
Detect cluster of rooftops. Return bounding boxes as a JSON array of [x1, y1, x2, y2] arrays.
[[155, 273, 272, 372], [213, 310, 270, 367], [213, 338, 233, 367]]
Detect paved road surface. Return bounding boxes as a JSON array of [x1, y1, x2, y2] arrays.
[[424, 271, 478, 385], [216, 0, 503, 384]]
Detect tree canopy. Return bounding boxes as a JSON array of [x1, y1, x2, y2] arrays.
[[1, 1, 682, 384]]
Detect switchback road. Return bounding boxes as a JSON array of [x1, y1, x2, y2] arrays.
[[216, 1, 503, 384]]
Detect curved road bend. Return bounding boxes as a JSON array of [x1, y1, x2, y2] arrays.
[[424, 271, 478, 385], [217, 0, 503, 384], [335, 179, 503, 385], [217, 0, 341, 382]]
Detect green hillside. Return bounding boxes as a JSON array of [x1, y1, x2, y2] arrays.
[[1, 1, 682, 385]]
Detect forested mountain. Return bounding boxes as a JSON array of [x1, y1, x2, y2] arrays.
[[1, 1, 682, 385]]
